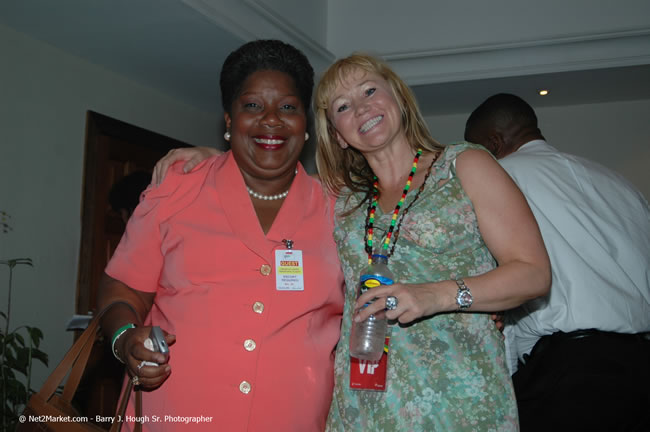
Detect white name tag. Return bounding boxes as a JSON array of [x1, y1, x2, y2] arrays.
[[275, 249, 304, 291]]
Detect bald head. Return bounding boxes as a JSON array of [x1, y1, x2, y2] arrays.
[[464, 93, 544, 159]]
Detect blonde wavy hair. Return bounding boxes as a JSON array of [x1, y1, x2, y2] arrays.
[[315, 53, 443, 197]]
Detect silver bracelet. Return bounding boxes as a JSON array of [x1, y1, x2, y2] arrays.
[[111, 323, 136, 363]]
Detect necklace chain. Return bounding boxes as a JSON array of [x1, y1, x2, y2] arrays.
[[363, 149, 437, 263]]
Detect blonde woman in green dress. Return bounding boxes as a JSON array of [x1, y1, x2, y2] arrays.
[[314, 54, 549, 431]]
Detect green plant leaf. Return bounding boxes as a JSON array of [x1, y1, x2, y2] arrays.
[[14, 347, 35, 375], [29, 348, 49, 366], [0, 257, 33, 268], [5, 376, 28, 403], [1, 245, 46, 429], [25, 326, 44, 347], [3, 332, 15, 346], [13, 332, 26, 346], [3, 348, 18, 365], [1, 364, 17, 379]]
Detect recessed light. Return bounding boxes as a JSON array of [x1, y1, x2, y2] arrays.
[[538, 89, 549, 96]]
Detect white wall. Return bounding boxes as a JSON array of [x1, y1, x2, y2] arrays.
[[0, 24, 220, 388], [425, 98, 650, 200], [327, 0, 650, 55], [260, 0, 328, 47]]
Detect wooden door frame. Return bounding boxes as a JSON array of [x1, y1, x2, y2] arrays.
[[76, 111, 192, 315]]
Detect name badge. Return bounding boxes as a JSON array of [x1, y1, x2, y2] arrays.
[[349, 337, 390, 391], [275, 249, 304, 291]]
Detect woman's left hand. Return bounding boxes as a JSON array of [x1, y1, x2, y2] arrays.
[[354, 281, 453, 325]]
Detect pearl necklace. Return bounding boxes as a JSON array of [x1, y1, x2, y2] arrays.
[[246, 186, 289, 201], [246, 168, 297, 201]]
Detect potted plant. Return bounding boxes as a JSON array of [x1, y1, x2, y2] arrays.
[[0, 210, 48, 431]]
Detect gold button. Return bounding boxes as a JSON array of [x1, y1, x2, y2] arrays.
[[243, 339, 256, 351], [260, 264, 271, 276], [239, 381, 251, 394], [252, 301, 264, 314], [253, 302, 264, 314]]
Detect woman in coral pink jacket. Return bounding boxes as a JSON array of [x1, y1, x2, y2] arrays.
[[97, 40, 344, 432]]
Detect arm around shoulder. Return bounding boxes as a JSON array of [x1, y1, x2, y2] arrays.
[[152, 146, 221, 185]]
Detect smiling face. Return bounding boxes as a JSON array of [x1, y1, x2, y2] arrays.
[[225, 69, 307, 181], [327, 69, 404, 155]]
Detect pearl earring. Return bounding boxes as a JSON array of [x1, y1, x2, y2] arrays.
[[305, 132, 310, 141], [224, 131, 231, 141]]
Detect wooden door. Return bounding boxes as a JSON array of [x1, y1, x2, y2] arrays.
[[74, 111, 193, 427]]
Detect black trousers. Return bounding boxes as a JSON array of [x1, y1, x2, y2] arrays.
[[512, 329, 650, 432]]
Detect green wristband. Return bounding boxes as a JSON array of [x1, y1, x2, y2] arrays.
[[111, 323, 136, 363]]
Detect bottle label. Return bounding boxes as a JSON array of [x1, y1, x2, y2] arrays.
[[349, 336, 390, 392], [359, 274, 393, 295]]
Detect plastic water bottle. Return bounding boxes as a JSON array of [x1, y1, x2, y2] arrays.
[[349, 254, 394, 361]]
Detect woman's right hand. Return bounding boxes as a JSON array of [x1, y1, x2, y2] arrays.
[[152, 147, 221, 185], [117, 326, 176, 389]]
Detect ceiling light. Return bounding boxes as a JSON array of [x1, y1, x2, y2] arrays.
[[538, 89, 549, 96]]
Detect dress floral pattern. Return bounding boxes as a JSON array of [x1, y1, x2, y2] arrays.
[[326, 143, 518, 431]]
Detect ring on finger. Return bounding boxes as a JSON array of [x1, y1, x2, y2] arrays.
[[385, 295, 398, 311], [137, 360, 146, 371], [131, 375, 140, 386]]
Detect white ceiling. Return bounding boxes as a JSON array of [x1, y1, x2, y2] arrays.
[[1, 0, 649, 116]]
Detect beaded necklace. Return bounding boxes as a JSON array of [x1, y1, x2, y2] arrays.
[[364, 148, 430, 263]]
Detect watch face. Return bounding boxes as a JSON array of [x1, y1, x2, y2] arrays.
[[457, 290, 473, 308]]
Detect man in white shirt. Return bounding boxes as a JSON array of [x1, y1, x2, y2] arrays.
[[464, 93, 650, 431]]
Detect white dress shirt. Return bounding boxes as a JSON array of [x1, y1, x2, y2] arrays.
[[499, 140, 650, 374]]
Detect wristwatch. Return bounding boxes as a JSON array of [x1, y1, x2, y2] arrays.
[[455, 279, 473, 310]]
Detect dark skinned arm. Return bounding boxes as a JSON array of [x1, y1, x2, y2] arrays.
[[97, 272, 174, 388]]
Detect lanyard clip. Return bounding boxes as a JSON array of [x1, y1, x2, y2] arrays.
[[283, 239, 294, 250]]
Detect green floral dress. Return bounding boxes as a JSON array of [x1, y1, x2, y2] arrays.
[[326, 143, 518, 431]]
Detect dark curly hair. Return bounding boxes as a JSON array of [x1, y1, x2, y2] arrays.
[[220, 40, 314, 118]]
